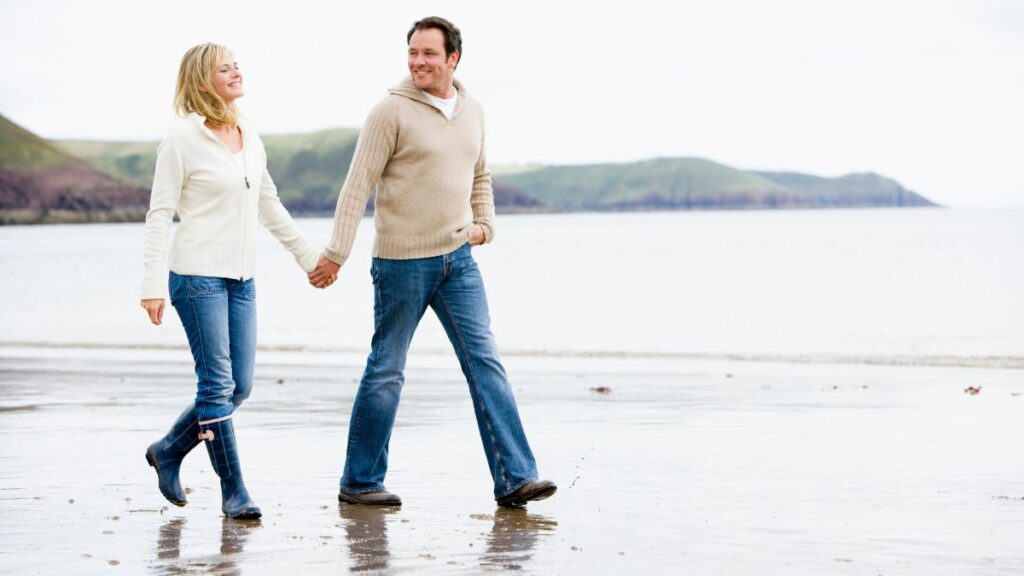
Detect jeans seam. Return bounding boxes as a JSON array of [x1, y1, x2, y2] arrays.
[[436, 289, 510, 491], [185, 290, 213, 422]]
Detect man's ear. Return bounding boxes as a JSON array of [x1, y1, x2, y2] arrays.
[[449, 50, 460, 70]]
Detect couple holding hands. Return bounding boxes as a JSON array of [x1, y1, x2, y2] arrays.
[[139, 16, 554, 520]]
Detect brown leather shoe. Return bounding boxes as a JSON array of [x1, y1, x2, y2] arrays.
[[496, 480, 557, 508], [338, 488, 402, 506]]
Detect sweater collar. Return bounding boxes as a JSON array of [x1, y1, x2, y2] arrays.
[[389, 77, 470, 118], [187, 112, 254, 146]]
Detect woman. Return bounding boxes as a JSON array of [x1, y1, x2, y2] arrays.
[[140, 43, 331, 519]]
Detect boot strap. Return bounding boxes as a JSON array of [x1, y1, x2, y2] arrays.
[[197, 415, 233, 442]]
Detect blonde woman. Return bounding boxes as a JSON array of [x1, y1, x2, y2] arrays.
[[139, 43, 330, 519]]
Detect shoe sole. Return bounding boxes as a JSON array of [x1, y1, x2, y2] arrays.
[[224, 509, 262, 520], [145, 447, 187, 507], [497, 485, 557, 508], [337, 493, 402, 506]]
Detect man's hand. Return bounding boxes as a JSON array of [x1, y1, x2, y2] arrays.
[[308, 254, 341, 289], [468, 224, 485, 246], [141, 299, 165, 325]]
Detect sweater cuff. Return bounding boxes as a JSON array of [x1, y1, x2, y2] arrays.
[[475, 220, 495, 244], [322, 248, 348, 267], [296, 245, 321, 273], [141, 280, 169, 301]]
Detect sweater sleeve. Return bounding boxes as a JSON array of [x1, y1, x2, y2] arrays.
[[140, 135, 185, 300], [323, 99, 399, 266], [470, 124, 495, 244], [258, 166, 319, 272]]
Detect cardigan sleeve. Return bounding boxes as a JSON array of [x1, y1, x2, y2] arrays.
[[140, 135, 186, 300], [258, 166, 319, 272]]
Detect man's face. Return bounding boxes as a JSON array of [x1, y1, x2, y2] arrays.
[[408, 27, 458, 98]]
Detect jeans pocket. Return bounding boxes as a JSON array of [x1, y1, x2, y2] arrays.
[[185, 275, 226, 297]]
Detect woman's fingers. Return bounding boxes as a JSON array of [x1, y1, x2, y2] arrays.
[[141, 299, 165, 325]]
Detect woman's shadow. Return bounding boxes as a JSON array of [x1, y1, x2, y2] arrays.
[[153, 516, 261, 575]]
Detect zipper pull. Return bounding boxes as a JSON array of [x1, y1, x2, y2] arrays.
[[245, 176, 250, 189]]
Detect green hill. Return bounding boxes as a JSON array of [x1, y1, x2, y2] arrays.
[[495, 157, 933, 210], [0, 113, 74, 170], [10, 122, 935, 224], [0, 115, 149, 224], [495, 157, 791, 210], [754, 171, 932, 207]]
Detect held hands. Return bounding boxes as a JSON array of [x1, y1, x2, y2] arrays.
[[141, 299, 165, 325], [308, 254, 340, 289], [305, 228, 479, 291]]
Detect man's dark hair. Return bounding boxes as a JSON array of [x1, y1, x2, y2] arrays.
[[407, 16, 462, 66]]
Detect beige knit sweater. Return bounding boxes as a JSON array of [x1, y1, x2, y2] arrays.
[[323, 77, 494, 266]]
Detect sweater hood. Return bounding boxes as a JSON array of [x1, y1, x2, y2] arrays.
[[388, 77, 470, 111]]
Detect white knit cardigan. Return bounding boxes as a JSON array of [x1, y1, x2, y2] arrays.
[[140, 113, 318, 300]]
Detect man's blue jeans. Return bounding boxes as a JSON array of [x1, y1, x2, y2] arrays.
[[340, 244, 539, 499], [169, 272, 256, 421]]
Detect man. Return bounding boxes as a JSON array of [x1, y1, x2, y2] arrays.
[[308, 16, 555, 508]]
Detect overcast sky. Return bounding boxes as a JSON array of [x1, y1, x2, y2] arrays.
[[1, 0, 1021, 207]]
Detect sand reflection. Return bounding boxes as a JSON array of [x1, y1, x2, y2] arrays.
[[480, 507, 558, 571], [338, 503, 398, 572], [152, 516, 260, 575]]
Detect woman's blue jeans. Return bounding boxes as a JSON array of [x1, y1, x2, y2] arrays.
[[340, 244, 539, 499], [168, 272, 256, 421]]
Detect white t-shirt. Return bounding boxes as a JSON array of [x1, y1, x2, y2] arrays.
[[422, 88, 459, 119]]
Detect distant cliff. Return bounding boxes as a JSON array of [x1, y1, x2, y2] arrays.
[[495, 158, 933, 210], [0, 115, 935, 225]]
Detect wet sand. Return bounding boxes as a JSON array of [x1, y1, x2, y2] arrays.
[[1, 346, 1022, 575]]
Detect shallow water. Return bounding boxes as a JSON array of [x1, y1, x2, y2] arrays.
[[1, 348, 1022, 574], [1, 209, 1022, 365]]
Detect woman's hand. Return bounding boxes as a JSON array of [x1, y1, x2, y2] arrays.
[[468, 224, 485, 246], [141, 299, 166, 325]]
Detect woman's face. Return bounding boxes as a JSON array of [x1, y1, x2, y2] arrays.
[[209, 53, 243, 103]]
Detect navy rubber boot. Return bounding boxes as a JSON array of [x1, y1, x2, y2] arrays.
[[145, 405, 201, 506], [200, 418, 262, 520]]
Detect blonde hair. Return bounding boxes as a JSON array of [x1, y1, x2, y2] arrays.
[[174, 43, 238, 128]]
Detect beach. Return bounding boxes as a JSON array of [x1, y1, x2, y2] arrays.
[[1, 209, 1022, 573], [1, 345, 1022, 575]]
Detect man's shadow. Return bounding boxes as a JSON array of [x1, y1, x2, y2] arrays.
[[480, 507, 558, 571], [154, 516, 261, 575], [338, 503, 399, 572]]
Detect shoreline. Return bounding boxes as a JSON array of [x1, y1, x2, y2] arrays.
[[2, 347, 1023, 574], [2, 341, 1022, 370]]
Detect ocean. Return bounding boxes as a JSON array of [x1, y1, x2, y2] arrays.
[[1, 208, 1021, 366]]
